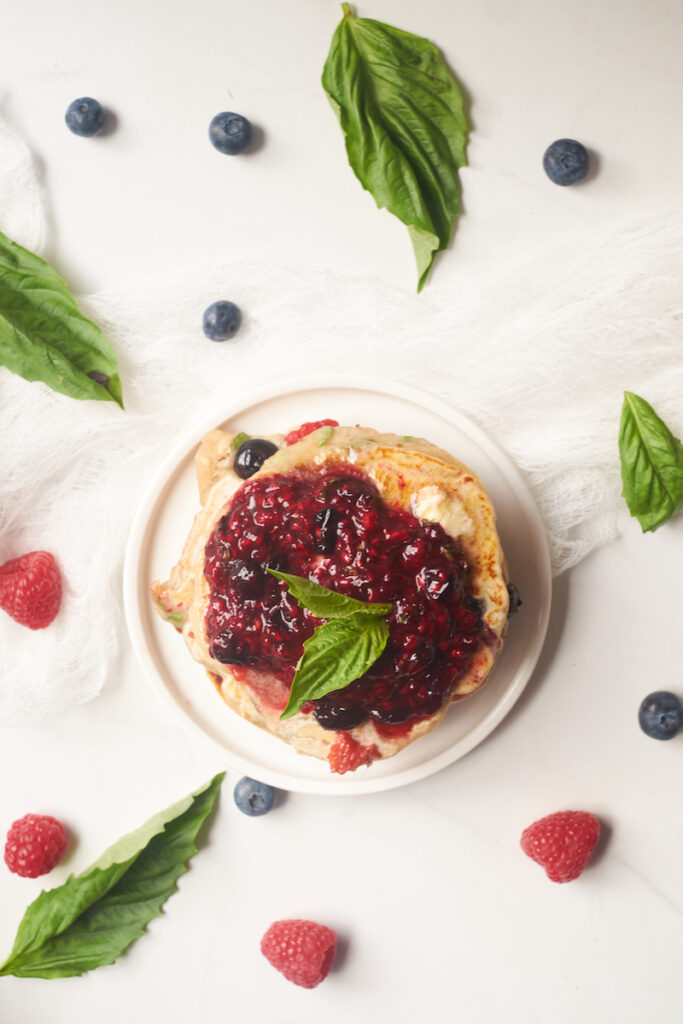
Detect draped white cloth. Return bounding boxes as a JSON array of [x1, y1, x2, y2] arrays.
[[1, 117, 681, 724]]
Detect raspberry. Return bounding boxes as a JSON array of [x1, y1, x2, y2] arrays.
[[0, 551, 62, 629], [520, 810, 601, 883], [328, 732, 379, 774], [284, 419, 339, 446], [261, 919, 337, 988], [4, 814, 69, 878]]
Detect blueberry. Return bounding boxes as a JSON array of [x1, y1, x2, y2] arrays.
[[234, 438, 278, 479], [209, 629, 248, 665], [507, 583, 523, 616], [638, 691, 682, 740], [368, 701, 412, 725], [313, 697, 367, 731], [65, 97, 106, 137], [203, 301, 242, 341], [209, 112, 252, 155], [234, 777, 276, 816], [543, 139, 589, 185], [227, 558, 263, 598]]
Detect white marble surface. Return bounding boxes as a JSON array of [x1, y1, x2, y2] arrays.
[[1, 1, 682, 1022]]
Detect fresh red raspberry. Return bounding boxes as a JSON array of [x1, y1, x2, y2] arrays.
[[520, 810, 601, 883], [284, 419, 339, 446], [4, 814, 69, 878], [328, 733, 380, 774], [0, 551, 62, 629], [261, 919, 337, 988]]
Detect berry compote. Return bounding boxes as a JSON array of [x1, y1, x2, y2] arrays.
[[284, 419, 339, 446], [203, 467, 490, 734]]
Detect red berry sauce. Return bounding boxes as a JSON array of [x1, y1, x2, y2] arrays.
[[203, 467, 489, 734], [284, 420, 339, 446]]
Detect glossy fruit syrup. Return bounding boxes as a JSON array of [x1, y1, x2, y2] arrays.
[[203, 467, 489, 734]]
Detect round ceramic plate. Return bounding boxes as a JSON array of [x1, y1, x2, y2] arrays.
[[123, 376, 552, 795]]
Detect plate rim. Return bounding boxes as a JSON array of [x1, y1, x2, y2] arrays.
[[123, 373, 552, 795]]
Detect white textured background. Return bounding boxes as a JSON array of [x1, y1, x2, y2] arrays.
[[0, 1, 682, 1022]]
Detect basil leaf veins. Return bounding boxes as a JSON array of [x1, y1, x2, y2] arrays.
[[619, 391, 683, 532], [0, 774, 224, 978], [280, 613, 389, 720], [269, 568, 391, 620], [269, 571, 391, 719], [322, 3, 469, 291], [0, 229, 123, 406]]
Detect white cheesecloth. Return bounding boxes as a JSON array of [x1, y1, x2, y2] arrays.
[[0, 116, 681, 724]]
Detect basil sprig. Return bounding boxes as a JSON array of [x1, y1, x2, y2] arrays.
[[322, 4, 469, 291], [0, 229, 123, 406], [619, 391, 683, 532], [269, 570, 391, 719], [0, 774, 223, 979]]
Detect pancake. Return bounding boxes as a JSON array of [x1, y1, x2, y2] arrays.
[[151, 423, 509, 773]]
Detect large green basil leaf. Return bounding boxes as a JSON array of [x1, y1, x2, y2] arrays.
[[280, 612, 389, 719], [0, 774, 224, 978], [269, 569, 392, 620], [619, 391, 683, 532], [322, 3, 469, 291], [0, 230, 123, 406]]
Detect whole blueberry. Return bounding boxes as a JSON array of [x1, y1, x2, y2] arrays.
[[234, 777, 276, 816], [543, 139, 589, 185], [638, 691, 682, 740], [65, 97, 106, 137], [202, 301, 242, 341], [209, 112, 252, 155], [507, 583, 523, 616], [234, 438, 278, 479]]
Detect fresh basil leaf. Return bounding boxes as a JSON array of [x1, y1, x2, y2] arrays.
[[322, 4, 469, 291], [0, 229, 123, 406], [619, 391, 683, 532], [231, 431, 250, 450], [0, 773, 224, 979], [269, 569, 391, 619], [280, 613, 389, 719]]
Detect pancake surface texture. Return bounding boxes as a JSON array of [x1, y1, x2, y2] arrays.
[[151, 424, 509, 773]]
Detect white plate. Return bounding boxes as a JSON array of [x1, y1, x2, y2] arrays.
[[123, 376, 552, 795]]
